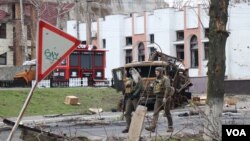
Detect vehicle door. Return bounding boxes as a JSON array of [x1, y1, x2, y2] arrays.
[[111, 67, 125, 92]]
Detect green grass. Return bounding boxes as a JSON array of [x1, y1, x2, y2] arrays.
[[0, 87, 122, 118]]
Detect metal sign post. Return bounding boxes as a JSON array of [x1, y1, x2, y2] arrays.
[[7, 81, 38, 141], [6, 20, 80, 141]]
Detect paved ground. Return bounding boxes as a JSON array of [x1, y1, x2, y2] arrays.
[[1, 95, 250, 141]]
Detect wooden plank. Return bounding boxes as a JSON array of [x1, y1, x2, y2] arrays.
[[128, 105, 147, 141]]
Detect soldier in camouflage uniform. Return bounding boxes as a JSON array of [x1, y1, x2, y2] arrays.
[[122, 68, 143, 133], [145, 67, 174, 132]]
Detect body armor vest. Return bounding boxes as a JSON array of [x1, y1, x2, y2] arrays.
[[124, 78, 135, 94], [153, 76, 167, 94]]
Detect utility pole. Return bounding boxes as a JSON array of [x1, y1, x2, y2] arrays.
[[20, 0, 28, 61]]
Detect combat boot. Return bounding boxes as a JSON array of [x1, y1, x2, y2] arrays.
[[145, 126, 155, 132]]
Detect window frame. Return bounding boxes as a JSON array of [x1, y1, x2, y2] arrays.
[[125, 36, 132, 46], [204, 42, 209, 60], [190, 36, 199, 68], [0, 52, 7, 65], [176, 30, 184, 41], [102, 39, 106, 48], [138, 43, 145, 61], [0, 23, 7, 38], [176, 45, 184, 60], [149, 34, 154, 44], [125, 49, 132, 64]]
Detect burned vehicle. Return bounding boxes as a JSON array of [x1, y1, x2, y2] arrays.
[[112, 51, 193, 109]]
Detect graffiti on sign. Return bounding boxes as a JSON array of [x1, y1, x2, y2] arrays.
[[44, 48, 59, 63]]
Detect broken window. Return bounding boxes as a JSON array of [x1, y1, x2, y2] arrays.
[[0, 52, 7, 65], [149, 34, 154, 43], [190, 35, 199, 68], [125, 49, 132, 64], [176, 30, 184, 41], [0, 23, 6, 38], [138, 42, 145, 61], [205, 28, 209, 38], [204, 42, 209, 60], [102, 39, 106, 48], [176, 45, 184, 60], [149, 47, 156, 56], [126, 36, 132, 46]]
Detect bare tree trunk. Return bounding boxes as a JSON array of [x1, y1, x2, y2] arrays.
[[20, 0, 28, 61], [203, 0, 229, 140], [86, 1, 92, 45], [56, 0, 63, 28], [14, 2, 23, 66], [75, 0, 80, 39], [30, 4, 37, 59]]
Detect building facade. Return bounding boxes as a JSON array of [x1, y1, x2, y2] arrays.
[[66, 2, 250, 83]]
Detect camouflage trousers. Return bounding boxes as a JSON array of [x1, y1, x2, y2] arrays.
[[151, 97, 173, 129], [124, 98, 139, 129]]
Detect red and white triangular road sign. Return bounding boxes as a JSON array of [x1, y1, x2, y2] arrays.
[[37, 20, 81, 82]]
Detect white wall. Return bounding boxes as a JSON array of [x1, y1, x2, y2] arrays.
[[189, 68, 199, 77], [200, 6, 209, 29], [124, 17, 132, 36], [226, 3, 250, 79], [101, 15, 126, 79], [147, 14, 154, 34], [91, 22, 97, 37], [153, 8, 175, 56], [79, 23, 86, 41], [174, 10, 184, 31], [67, 20, 77, 38], [186, 7, 198, 28]]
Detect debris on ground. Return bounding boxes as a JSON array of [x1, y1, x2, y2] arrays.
[[89, 108, 103, 114], [192, 95, 206, 106], [64, 96, 80, 105], [178, 109, 199, 117], [224, 97, 237, 106]]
